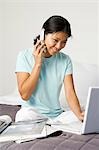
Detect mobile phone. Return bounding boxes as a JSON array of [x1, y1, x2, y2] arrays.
[[40, 28, 45, 41], [40, 29, 47, 53]]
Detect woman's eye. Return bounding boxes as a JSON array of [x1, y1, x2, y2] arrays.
[[63, 41, 66, 44], [53, 39, 58, 43]]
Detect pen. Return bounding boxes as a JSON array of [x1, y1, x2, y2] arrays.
[[46, 123, 51, 126], [46, 123, 69, 126]]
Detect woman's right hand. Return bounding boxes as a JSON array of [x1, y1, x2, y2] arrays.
[[33, 40, 46, 67]]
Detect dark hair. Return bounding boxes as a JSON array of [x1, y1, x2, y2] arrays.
[[34, 15, 71, 45]]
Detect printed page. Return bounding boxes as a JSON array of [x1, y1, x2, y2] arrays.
[[46, 111, 82, 134], [48, 111, 79, 124]]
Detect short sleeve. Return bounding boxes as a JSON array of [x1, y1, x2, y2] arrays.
[[65, 56, 73, 75], [15, 50, 30, 73]]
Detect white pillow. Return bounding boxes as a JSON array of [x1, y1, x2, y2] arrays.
[[59, 61, 99, 110], [0, 88, 21, 105]]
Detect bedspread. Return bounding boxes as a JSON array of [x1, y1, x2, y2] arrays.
[[0, 104, 99, 150]]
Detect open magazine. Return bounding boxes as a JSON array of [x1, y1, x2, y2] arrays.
[[0, 111, 82, 143], [0, 115, 59, 143]]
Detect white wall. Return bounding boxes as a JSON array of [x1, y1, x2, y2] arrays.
[[0, 0, 98, 95], [97, 2, 99, 64]]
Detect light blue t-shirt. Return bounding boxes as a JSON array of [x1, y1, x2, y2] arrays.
[[16, 48, 73, 118]]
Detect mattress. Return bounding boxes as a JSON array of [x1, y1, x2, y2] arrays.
[[0, 104, 99, 150]]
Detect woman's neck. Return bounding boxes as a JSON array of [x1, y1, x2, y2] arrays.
[[43, 51, 52, 58]]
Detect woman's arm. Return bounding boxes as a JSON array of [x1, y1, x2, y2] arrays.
[[16, 41, 46, 100], [64, 74, 84, 121], [16, 64, 41, 100]]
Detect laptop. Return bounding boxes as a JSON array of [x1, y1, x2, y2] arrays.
[[50, 87, 99, 134]]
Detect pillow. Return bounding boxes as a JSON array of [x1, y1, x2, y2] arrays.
[[0, 88, 21, 105], [59, 61, 99, 110]]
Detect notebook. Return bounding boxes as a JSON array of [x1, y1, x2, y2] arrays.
[[50, 87, 99, 134]]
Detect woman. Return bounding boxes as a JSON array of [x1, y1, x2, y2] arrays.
[[15, 15, 84, 122]]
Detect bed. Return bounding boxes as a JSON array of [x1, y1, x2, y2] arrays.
[[0, 62, 99, 149], [0, 104, 99, 150]]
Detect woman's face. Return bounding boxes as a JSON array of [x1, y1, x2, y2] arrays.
[[44, 32, 68, 56]]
